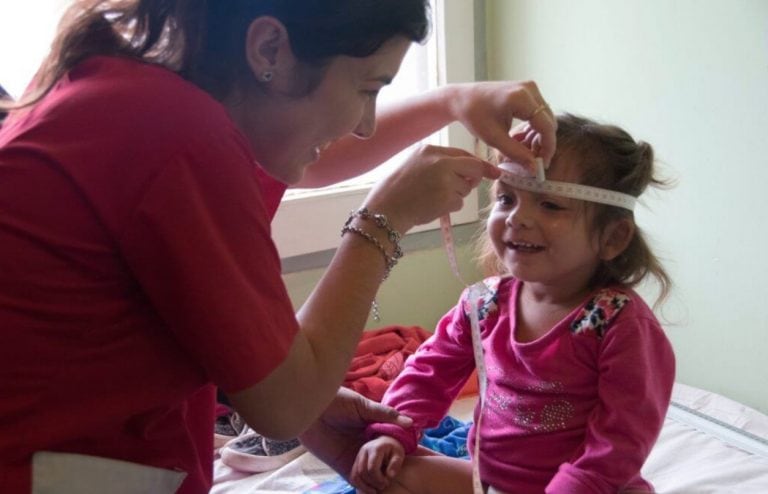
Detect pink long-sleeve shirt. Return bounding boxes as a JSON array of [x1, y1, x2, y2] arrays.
[[368, 276, 675, 493]]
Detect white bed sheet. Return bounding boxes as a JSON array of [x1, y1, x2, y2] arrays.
[[212, 383, 768, 493], [641, 383, 768, 493]]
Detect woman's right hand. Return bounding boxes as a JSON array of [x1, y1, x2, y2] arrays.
[[362, 144, 500, 235]]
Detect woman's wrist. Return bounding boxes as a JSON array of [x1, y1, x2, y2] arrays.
[[341, 208, 404, 281], [425, 83, 463, 124], [359, 199, 413, 237]]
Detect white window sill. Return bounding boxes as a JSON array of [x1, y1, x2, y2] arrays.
[[272, 184, 480, 259]]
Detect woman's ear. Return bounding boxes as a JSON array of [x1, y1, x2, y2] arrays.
[[244, 17, 295, 85], [599, 217, 635, 261]]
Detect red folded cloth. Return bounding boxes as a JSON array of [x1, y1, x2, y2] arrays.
[[343, 325, 431, 401]]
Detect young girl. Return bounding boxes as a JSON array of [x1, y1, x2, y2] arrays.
[[349, 113, 676, 494]]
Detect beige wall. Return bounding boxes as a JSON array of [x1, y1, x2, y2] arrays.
[[486, 0, 768, 413]]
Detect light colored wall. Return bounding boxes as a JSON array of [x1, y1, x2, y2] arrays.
[[283, 237, 480, 332], [486, 0, 768, 413]]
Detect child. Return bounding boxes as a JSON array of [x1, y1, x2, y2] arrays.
[[349, 113, 676, 494]]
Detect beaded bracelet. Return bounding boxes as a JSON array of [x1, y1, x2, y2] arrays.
[[340, 225, 399, 280], [340, 225, 394, 322], [344, 207, 404, 263], [340, 209, 405, 322]]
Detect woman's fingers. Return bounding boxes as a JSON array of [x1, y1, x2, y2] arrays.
[[449, 80, 557, 173], [519, 82, 556, 166], [363, 144, 498, 232]]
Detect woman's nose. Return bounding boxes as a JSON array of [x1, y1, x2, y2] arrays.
[[352, 101, 376, 139]]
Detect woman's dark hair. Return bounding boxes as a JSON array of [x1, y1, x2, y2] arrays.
[[476, 113, 672, 306], [2, 0, 430, 110], [0, 84, 9, 123]]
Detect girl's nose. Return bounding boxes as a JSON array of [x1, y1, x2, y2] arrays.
[[505, 204, 532, 229]]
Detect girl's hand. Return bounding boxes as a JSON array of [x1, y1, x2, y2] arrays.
[[363, 144, 501, 234], [445, 80, 557, 170], [349, 436, 406, 494]]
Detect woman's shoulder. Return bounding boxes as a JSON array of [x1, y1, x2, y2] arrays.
[[41, 56, 255, 171], [60, 56, 236, 142]]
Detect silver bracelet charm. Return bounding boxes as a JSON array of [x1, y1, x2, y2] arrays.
[[344, 207, 404, 262], [340, 225, 399, 279], [341, 209, 406, 322]]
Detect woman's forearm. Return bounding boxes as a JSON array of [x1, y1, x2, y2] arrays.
[[228, 218, 393, 439], [296, 79, 556, 188], [228, 145, 499, 440], [297, 85, 458, 188]]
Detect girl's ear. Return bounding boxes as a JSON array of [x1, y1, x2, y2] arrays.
[[244, 17, 296, 86], [599, 217, 635, 261]]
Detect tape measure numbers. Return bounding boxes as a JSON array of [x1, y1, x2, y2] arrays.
[[498, 171, 637, 211]]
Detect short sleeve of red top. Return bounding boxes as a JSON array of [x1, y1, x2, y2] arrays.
[[0, 56, 295, 493]]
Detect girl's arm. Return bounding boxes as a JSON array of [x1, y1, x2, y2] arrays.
[[365, 297, 479, 453], [546, 316, 676, 493], [296, 81, 555, 188]]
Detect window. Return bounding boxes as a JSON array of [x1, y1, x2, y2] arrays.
[[273, 0, 481, 259], [0, 1, 72, 100]]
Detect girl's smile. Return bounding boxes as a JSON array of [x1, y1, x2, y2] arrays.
[[489, 161, 602, 296]]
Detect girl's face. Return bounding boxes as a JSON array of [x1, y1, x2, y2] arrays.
[[488, 160, 603, 293], [243, 36, 412, 184]]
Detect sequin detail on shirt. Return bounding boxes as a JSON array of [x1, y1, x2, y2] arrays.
[[461, 276, 500, 321], [571, 289, 630, 339]]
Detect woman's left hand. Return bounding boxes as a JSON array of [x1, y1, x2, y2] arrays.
[[444, 80, 557, 169], [298, 388, 412, 477]]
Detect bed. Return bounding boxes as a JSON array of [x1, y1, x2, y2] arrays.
[[211, 383, 768, 493]]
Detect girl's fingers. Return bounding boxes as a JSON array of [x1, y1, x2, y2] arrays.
[[387, 451, 405, 478]]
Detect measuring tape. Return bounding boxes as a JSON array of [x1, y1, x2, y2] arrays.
[[498, 169, 637, 211], [497, 158, 637, 211], [439, 215, 489, 494]]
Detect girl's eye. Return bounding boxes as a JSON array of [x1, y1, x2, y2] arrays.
[[496, 193, 515, 206], [541, 200, 565, 211]]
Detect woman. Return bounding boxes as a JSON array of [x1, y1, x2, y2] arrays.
[[0, 1, 555, 492]]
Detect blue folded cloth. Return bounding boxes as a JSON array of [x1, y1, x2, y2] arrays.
[[419, 415, 471, 458], [303, 416, 471, 494]]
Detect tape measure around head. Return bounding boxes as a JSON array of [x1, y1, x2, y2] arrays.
[[498, 170, 637, 211]]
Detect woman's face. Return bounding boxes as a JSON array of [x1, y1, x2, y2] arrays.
[[242, 36, 412, 184]]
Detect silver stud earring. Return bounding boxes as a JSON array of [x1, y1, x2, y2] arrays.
[[261, 71, 273, 82]]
